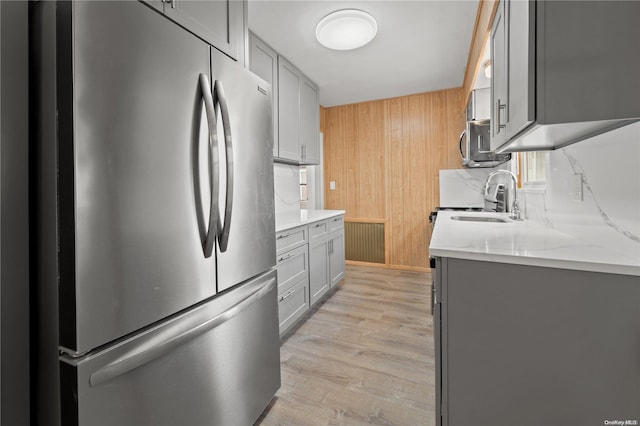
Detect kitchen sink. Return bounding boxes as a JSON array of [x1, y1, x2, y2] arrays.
[[450, 215, 508, 223]]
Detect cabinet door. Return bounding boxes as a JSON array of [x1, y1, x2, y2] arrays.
[[490, 0, 507, 151], [300, 76, 320, 164], [329, 231, 345, 288], [309, 237, 330, 306], [163, 0, 244, 61], [277, 56, 301, 161], [506, 0, 535, 139], [249, 32, 279, 157]]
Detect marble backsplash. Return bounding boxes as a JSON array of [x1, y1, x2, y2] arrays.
[[520, 122, 640, 258], [439, 168, 494, 208], [438, 165, 512, 208], [274, 163, 300, 214]]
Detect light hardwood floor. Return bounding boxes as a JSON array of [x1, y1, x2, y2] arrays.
[[255, 265, 435, 426]]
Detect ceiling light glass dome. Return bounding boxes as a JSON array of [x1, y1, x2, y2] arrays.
[[315, 9, 378, 51]]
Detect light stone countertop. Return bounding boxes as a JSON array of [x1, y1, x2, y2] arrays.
[[275, 209, 345, 233], [429, 211, 640, 276]]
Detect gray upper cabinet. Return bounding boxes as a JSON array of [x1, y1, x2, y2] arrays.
[[248, 37, 321, 165], [249, 32, 279, 157], [490, 0, 640, 153], [299, 76, 321, 165], [277, 56, 321, 165], [278, 56, 302, 162], [144, 0, 245, 62]]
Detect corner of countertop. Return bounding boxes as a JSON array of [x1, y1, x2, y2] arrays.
[[275, 209, 346, 232]]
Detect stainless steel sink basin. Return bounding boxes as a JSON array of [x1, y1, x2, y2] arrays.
[[450, 215, 508, 223]]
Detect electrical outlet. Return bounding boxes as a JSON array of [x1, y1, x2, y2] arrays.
[[329, 181, 336, 190], [571, 173, 583, 201]]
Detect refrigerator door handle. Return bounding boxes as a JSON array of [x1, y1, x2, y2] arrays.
[[199, 74, 219, 259], [214, 80, 234, 253], [89, 277, 276, 387]]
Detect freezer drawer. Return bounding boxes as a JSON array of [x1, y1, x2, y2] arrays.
[[60, 270, 280, 426]]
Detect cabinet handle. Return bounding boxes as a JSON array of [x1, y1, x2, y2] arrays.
[[276, 232, 291, 240], [277, 253, 294, 263], [496, 99, 507, 133], [313, 223, 324, 228], [279, 289, 295, 302], [332, 217, 341, 222]]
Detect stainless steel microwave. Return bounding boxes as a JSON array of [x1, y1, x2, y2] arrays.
[[459, 88, 510, 168]]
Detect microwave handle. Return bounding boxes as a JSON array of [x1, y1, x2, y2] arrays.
[[458, 130, 466, 161]]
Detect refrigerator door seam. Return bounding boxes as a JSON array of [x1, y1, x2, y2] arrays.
[[214, 79, 234, 253]]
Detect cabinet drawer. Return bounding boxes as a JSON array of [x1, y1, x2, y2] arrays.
[[309, 220, 329, 240], [278, 278, 309, 337], [276, 225, 307, 254], [276, 244, 308, 293], [328, 215, 344, 232]]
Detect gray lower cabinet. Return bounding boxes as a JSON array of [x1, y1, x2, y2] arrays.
[[329, 230, 345, 287], [434, 257, 640, 426], [308, 220, 330, 305], [328, 216, 345, 287], [275, 228, 309, 337], [276, 244, 308, 294], [142, 0, 245, 62], [276, 224, 307, 255], [309, 235, 330, 306], [275, 215, 345, 335], [277, 277, 309, 337]]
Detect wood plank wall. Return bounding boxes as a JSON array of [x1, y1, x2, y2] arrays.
[[321, 88, 465, 271], [461, 0, 499, 106]]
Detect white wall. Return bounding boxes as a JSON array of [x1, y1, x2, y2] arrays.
[[520, 122, 640, 257]]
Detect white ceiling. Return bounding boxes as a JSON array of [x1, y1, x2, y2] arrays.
[[248, 0, 480, 107]]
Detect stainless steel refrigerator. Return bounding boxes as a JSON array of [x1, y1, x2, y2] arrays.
[[31, 2, 280, 425]]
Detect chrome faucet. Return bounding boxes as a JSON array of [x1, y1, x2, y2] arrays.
[[483, 170, 523, 220]]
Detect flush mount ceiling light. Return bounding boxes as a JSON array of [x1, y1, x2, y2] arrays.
[[315, 9, 377, 51]]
